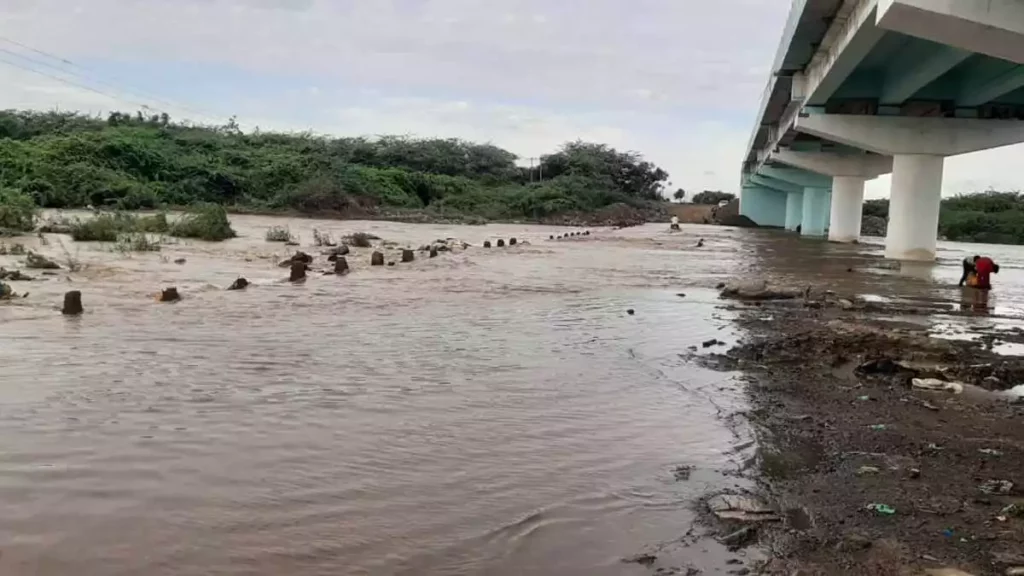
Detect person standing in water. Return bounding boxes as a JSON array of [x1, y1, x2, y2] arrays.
[[971, 256, 1000, 290], [670, 215, 680, 231], [959, 255, 979, 287]]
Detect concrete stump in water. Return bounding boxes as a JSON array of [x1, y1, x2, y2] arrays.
[[227, 277, 250, 291], [401, 249, 415, 263], [159, 287, 181, 302], [371, 251, 385, 266], [289, 262, 307, 282], [334, 257, 349, 275], [497, 239, 505, 247], [483, 241, 492, 248], [509, 237, 517, 246], [429, 247, 438, 258], [61, 290, 83, 315]]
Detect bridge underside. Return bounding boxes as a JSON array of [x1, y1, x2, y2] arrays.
[[742, 0, 1024, 259]]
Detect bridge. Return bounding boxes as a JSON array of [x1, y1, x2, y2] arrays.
[[741, 0, 1024, 260]]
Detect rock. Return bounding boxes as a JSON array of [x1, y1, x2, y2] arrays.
[[371, 251, 385, 266], [61, 290, 83, 315], [0, 268, 33, 281], [509, 237, 517, 246], [720, 526, 757, 550], [720, 280, 800, 301], [627, 309, 635, 315], [707, 494, 780, 522], [549, 235, 554, 240], [497, 239, 506, 247], [25, 252, 60, 270], [289, 262, 307, 282], [621, 553, 657, 566], [839, 299, 854, 310], [429, 247, 438, 258], [483, 241, 491, 248], [159, 287, 181, 302], [388, 262, 395, 266], [227, 277, 249, 291], [279, 251, 313, 267], [326, 245, 350, 261], [401, 249, 415, 263], [174, 258, 187, 265], [703, 338, 720, 348], [584, 231, 590, 236], [334, 257, 349, 275]]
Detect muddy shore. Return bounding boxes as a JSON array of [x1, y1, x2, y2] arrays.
[[701, 281, 1024, 575]]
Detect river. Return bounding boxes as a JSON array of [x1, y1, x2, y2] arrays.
[[0, 215, 1016, 575]]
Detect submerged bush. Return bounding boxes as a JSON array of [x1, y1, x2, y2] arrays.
[[115, 233, 162, 252], [265, 225, 293, 242], [69, 212, 168, 242], [343, 231, 378, 248], [0, 188, 38, 232], [169, 203, 236, 241]]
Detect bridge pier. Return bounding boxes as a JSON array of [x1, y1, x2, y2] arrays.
[[828, 177, 865, 243], [785, 190, 803, 231], [739, 186, 787, 227], [885, 154, 945, 261], [801, 187, 830, 237]]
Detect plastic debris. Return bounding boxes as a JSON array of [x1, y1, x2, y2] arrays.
[[912, 378, 964, 394], [857, 395, 871, 401], [866, 503, 896, 515], [979, 479, 1014, 495], [869, 424, 887, 431], [856, 466, 880, 476], [979, 448, 1004, 457]]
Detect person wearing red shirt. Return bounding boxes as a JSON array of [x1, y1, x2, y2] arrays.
[[971, 256, 1000, 290]]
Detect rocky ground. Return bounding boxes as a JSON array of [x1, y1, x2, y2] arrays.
[[696, 282, 1024, 575]]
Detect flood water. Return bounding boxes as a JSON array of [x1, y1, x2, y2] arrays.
[[0, 215, 1018, 575]]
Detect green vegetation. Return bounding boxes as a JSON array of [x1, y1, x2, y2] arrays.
[[265, 226, 294, 242], [69, 212, 168, 242], [0, 110, 671, 223], [0, 187, 37, 233], [691, 190, 736, 205], [167, 204, 235, 241], [115, 233, 162, 253], [862, 191, 1024, 244]]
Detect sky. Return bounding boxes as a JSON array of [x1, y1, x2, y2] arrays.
[[0, 0, 1022, 200]]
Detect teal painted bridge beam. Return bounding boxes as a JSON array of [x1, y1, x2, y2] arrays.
[[759, 166, 832, 189], [881, 44, 971, 105], [748, 174, 802, 195], [958, 63, 1024, 106], [740, 186, 787, 228]]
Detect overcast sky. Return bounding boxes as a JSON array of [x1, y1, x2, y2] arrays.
[[1, 0, 1021, 199]]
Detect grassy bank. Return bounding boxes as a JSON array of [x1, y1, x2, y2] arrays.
[[0, 110, 670, 227], [864, 191, 1024, 245]]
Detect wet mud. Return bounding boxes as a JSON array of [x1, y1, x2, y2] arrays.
[[700, 282, 1024, 575]]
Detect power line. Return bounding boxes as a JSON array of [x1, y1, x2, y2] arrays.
[[0, 54, 130, 107], [0, 35, 219, 122]]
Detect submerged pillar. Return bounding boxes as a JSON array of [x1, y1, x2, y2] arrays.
[[785, 190, 804, 231], [801, 187, 830, 237], [884, 154, 944, 261], [828, 177, 866, 243]]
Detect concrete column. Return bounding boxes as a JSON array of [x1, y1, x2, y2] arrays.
[[785, 190, 804, 231], [801, 187, 830, 237], [884, 154, 944, 261], [828, 176, 866, 242]]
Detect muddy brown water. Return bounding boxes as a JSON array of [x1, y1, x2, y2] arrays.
[[0, 215, 1019, 575]]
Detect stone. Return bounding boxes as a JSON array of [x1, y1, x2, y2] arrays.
[[227, 277, 249, 291], [720, 526, 757, 549], [159, 287, 181, 302], [25, 252, 60, 270], [707, 494, 780, 523], [401, 249, 415, 263], [61, 290, 83, 315], [0, 268, 33, 281], [326, 245, 350, 262], [429, 247, 438, 258], [371, 251, 385, 266], [388, 262, 395, 266], [483, 241, 492, 248], [720, 280, 800, 301], [549, 235, 554, 240], [584, 231, 590, 236], [509, 237, 517, 246], [334, 257, 349, 275], [174, 258, 187, 265], [497, 239, 505, 247], [289, 262, 307, 282]]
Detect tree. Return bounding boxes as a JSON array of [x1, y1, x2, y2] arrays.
[[672, 188, 686, 202], [691, 190, 735, 205]]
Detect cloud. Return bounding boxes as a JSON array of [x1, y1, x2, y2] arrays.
[[0, 0, 1022, 198]]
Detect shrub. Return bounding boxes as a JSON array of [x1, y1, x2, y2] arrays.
[[115, 233, 162, 252], [70, 213, 136, 241], [0, 187, 38, 232], [265, 225, 294, 242], [312, 228, 335, 246], [343, 231, 378, 248], [169, 203, 236, 241]]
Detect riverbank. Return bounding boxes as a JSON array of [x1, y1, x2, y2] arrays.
[[704, 281, 1024, 575]]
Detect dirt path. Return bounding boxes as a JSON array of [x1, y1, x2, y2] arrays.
[[703, 286, 1024, 576]]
